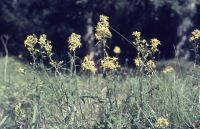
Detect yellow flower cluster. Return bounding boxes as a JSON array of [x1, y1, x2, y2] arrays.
[[101, 56, 120, 70], [146, 60, 156, 69], [38, 34, 53, 55], [68, 33, 81, 51], [82, 56, 97, 74], [24, 34, 59, 69], [133, 31, 160, 74], [38, 34, 53, 56], [132, 31, 141, 40], [190, 29, 200, 42], [155, 117, 169, 128], [38, 34, 47, 46], [24, 34, 53, 57], [132, 31, 147, 52], [134, 57, 143, 67], [162, 66, 174, 73], [15, 103, 22, 116], [24, 34, 38, 55], [17, 67, 25, 74], [95, 15, 112, 41], [150, 38, 161, 51], [113, 46, 121, 54]]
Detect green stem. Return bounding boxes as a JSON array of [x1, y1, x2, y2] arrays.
[[31, 98, 38, 129], [103, 40, 108, 57], [110, 26, 137, 48], [70, 52, 74, 76], [0, 116, 8, 127], [102, 39, 108, 76], [32, 54, 36, 65], [139, 77, 143, 122], [73, 51, 76, 74], [194, 41, 198, 69]]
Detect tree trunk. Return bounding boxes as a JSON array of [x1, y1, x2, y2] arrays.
[[84, 12, 95, 58], [84, 12, 103, 60], [175, 18, 192, 59], [175, 1, 197, 59]]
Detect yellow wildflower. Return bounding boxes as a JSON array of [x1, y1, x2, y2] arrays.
[[24, 35, 38, 47], [24, 34, 53, 57], [190, 29, 200, 42], [134, 57, 143, 67], [38, 34, 53, 56], [162, 66, 174, 73], [44, 42, 53, 56], [150, 38, 161, 49], [38, 34, 47, 47], [132, 31, 160, 74], [17, 67, 25, 74], [68, 33, 81, 51], [24, 34, 38, 54], [82, 56, 97, 74], [132, 31, 141, 40], [147, 60, 156, 69], [101, 56, 120, 70], [95, 15, 112, 41], [113, 46, 121, 54], [99, 15, 109, 22], [155, 117, 169, 128], [15, 103, 22, 116]]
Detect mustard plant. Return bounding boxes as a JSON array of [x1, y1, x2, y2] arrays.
[[101, 56, 120, 72], [189, 29, 200, 105], [95, 15, 120, 75], [67, 33, 82, 76], [81, 55, 97, 74], [131, 31, 161, 125], [38, 34, 64, 76], [95, 15, 112, 57], [189, 29, 200, 68], [132, 32, 160, 75], [95, 15, 112, 42], [24, 34, 63, 76], [155, 117, 169, 128], [24, 34, 38, 64]]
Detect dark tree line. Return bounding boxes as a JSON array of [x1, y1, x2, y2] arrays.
[[0, 0, 200, 63]]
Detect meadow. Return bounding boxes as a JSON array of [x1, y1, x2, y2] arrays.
[[0, 15, 200, 129], [0, 57, 200, 129]]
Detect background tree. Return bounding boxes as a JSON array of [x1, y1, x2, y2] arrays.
[[0, 0, 200, 64]]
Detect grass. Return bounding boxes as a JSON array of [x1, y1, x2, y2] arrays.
[[0, 56, 200, 129]]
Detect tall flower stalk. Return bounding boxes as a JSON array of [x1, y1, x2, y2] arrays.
[[95, 15, 111, 57], [24, 34, 63, 76], [95, 15, 120, 74], [132, 31, 160, 75], [189, 29, 200, 68], [81, 56, 97, 75], [132, 31, 161, 123], [67, 33, 82, 76], [189, 29, 200, 104], [24, 34, 38, 65]]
